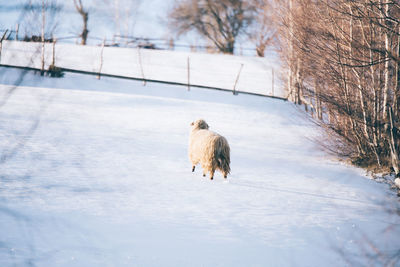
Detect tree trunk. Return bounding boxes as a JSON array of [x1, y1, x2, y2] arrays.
[[389, 107, 400, 176], [295, 57, 302, 105], [225, 40, 235, 54], [395, 26, 400, 121], [41, 0, 46, 75], [382, 0, 390, 122], [391, 26, 400, 176], [314, 80, 322, 120], [287, 0, 295, 101], [74, 0, 89, 45], [81, 11, 88, 45]]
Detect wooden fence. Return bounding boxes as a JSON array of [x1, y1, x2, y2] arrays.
[[0, 40, 285, 99]]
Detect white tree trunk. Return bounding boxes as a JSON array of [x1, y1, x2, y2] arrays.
[[287, 0, 294, 101], [382, 0, 390, 121], [41, 0, 46, 73]]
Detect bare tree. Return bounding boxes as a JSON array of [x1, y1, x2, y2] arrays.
[[100, 0, 142, 43], [249, 0, 276, 57], [168, 0, 255, 54], [73, 0, 89, 45], [21, 0, 62, 40]]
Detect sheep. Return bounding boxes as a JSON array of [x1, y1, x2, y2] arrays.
[[188, 119, 231, 180]]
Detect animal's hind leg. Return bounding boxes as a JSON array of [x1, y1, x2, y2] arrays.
[[201, 163, 206, 177], [209, 169, 215, 180]]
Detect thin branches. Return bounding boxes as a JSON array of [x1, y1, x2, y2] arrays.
[[277, 0, 400, 175]]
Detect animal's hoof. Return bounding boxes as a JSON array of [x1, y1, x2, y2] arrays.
[[210, 177, 213, 180], [192, 166, 195, 172], [203, 174, 206, 177]]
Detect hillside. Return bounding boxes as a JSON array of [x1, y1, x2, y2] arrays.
[[0, 67, 399, 266], [0, 41, 283, 98]]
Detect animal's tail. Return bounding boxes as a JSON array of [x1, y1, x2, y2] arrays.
[[214, 136, 231, 175]]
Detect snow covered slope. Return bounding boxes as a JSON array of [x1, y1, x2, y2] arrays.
[[0, 68, 399, 266], [0, 41, 282, 97]]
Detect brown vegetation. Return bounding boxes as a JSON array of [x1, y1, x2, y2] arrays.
[[276, 0, 400, 176]]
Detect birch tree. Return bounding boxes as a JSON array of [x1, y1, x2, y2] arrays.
[[101, 0, 142, 42], [249, 0, 276, 57]]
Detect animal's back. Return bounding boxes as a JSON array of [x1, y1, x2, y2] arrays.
[[189, 129, 218, 162]]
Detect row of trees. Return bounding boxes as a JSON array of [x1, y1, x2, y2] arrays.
[[18, 0, 275, 54], [15, 0, 142, 45], [277, 0, 400, 175]]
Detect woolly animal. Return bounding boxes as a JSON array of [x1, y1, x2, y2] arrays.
[[189, 119, 231, 180]]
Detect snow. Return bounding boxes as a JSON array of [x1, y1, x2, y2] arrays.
[[0, 41, 283, 98], [396, 178, 400, 189], [0, 66, 399, 266]]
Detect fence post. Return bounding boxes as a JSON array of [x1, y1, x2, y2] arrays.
[[41, 40, 45, 75], [138, 47, 146, 86], [97, 38, 105, 80], [271, 67, 275, 96], [0, 30, 8, 41], [233, 63, 244, 95], [187, 56, 190, 91], [15, 24, 19, 41], [52, 38, 56, 67], [41, 0, 45, 76], [169, 38, 174, 50], [0, 30, 7, 64]]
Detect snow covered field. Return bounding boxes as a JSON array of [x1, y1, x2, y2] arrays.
[[0, 41, 283, 98], [0, 67, 399, 266]]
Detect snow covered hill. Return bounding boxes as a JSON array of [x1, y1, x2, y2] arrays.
[[0, 41, 283, 98], [0, 67, 399, 266]]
